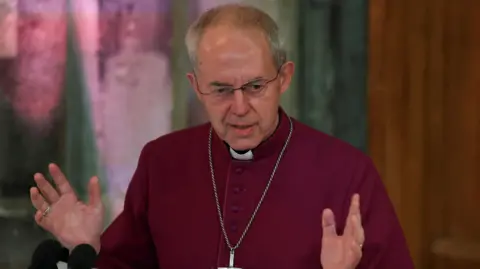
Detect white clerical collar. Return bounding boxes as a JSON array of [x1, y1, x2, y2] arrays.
[[229, 147, 254, 161]]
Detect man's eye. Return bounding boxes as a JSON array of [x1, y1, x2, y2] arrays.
[[246, 84, 264, 91], [214, 88, 230, 94]]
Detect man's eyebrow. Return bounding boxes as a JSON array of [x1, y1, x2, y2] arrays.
[[209, 81, 232, 87], [209, 77, 266, 87], [245, 77, 265, 84]]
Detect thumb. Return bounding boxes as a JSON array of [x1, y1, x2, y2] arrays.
[[87, 176, 102, 208], [322, 208, 337, 238]]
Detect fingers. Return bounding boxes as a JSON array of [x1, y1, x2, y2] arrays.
[[349, 194, 364, 244], [345, 194, 365, 246], [34, 210, 44, 224], [322, 208, 337, 238], [344, 194, 361, 237], [34, 173, 60, 203], [346, 216, 364, 267], [49, 163, 74, 195], [30, 187, 51, 227], [87, 176, 102, 208], [348, 194, 361, 217], [30, 187, 49, 212], [351, 213, 365, 245]]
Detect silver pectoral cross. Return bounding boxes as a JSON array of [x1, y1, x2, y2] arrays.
[[218, 249, 242, 269]]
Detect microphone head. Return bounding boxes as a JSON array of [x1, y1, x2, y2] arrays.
[[69, 244, 98, 269], [29, 239, 63, 269]]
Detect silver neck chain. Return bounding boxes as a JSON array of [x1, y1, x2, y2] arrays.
[[208, 116, 294, 253]]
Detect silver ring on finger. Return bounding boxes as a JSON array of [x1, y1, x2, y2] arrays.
[[359, 243, 363, 248], [42, 205, 51, 217]]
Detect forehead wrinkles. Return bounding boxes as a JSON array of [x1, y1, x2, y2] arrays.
[[197, 51, 267, 83], [198, 27, 270, 61], [198, 65, 262, 86], [195, 27, 275, 83]]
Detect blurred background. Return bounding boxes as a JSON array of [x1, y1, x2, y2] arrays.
[[0, 0, 478, 268]]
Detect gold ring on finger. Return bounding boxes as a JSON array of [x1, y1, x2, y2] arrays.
[[42, 206, 51, 217]]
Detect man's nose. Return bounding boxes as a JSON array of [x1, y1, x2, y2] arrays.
[[231, 90, 249, 116]]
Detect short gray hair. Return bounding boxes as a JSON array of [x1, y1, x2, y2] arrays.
[[185, 4, 286, 70]]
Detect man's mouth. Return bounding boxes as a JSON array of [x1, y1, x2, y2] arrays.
[[230, 124, 255, 136], [231, 124, 253, 129]]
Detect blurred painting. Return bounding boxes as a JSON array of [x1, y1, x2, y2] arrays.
[[0, 0, 17, 57], [74, 0, 173, 219], [0, 0, 67, 220], [0, 0, 67, 267]]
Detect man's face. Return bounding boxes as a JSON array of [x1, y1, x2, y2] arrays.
[[187, 26, 294, 150]]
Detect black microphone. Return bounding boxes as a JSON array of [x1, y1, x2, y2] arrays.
[[28, 239, 69, 269], [68, 244, 98, 269]]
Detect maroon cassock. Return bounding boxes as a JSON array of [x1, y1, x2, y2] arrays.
[[96, 109, 414, 269]]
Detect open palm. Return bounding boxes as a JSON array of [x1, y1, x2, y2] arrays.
[[30, 163, 104, 252], [320, 194, 364, 269]]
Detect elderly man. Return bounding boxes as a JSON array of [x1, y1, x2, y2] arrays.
[[29, 4, 414, 269]]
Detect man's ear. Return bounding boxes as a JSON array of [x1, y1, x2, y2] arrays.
[[187, 72, 203, 101], [279, 61, 295, 94], [187, 72, 196, 90]]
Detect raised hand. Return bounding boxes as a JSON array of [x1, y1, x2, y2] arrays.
[[30, 163, 104, 252], [320, 194, 364, 269]]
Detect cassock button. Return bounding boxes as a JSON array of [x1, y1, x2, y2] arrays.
[[234, 167, 244, 174], [231, 206, 241, 213], [230, 224, 238, 232], [233, 187, 241, 194]]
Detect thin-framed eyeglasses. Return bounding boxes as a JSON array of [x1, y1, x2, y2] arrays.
[[194, 65, 284, 101]]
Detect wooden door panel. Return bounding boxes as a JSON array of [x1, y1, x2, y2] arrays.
[[433, 0, 480, 268], [368, 0, 480, 268]]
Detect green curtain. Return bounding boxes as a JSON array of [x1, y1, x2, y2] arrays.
[[298, 1, 335, 135], [297, 0, 367, 151], [171, 0, 191, 131], [63, 1, 106, 202]]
